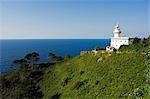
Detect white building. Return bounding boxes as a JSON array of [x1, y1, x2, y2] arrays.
[[110, 24, 129, 49]]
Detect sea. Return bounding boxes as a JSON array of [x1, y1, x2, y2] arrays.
[[0, 39, 110, 73]]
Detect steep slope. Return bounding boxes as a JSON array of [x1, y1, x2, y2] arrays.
[[39, 44, 149, 98], [1, 39, 150, 99]]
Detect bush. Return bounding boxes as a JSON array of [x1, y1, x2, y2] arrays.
[[61, 77, 70, 87], [72, 81, 84, 90]]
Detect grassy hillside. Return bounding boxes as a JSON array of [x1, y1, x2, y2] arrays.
[[0, 37, 150, 99], [39, 44, 149, 98]]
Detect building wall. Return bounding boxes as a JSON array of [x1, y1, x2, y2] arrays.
[[114, 33, 120, 38], [111, 37, 129, 49]]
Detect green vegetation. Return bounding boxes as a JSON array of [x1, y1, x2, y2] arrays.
[[0, 52, 63, 99], [94, 46, 106, 50], [40, 47, 149, 98], [0, 36, 150, 99]]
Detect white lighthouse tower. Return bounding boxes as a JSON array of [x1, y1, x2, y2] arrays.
[[113, 24, 121, 38], [110, 24, 129, 50]]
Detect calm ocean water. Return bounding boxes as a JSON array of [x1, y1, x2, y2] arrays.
[[0, 39, 110, 73]]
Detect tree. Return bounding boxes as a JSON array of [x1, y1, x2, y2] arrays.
[[142, 36, 150, 47], [52, 56, 64, 62], [64, 55, 72, 60], [148, 36, 150, 41], [94, 46, 105, 51], [48, 52, 55, 60], [133, 37, 141, 44], [24, 52, 39, 61], [12, 60, 20, 67], [24, 52, 40, 66], [143, 38, 147, 44], [24, 53, 32, 60], [12, 59, 28, 68], [32, 52, 39, 57]]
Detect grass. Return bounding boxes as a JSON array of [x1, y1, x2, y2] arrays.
[[1, 41, 150, 99], [39, 45, 148, 98]]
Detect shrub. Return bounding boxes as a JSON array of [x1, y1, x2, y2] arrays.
[[61, 77, 70, 87], [80, 71, 84, 75], [72, 81, 84, 90]]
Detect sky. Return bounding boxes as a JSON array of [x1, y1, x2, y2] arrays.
[[0, 0, 149, 39]]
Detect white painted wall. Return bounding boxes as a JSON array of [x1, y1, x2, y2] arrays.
[[111, 37, 129, 49]]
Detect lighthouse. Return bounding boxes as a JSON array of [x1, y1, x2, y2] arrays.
[[110, 24, 129, 50], [113, 24, 121, 38]]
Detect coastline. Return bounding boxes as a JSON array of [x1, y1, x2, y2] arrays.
[[0, 39, 110, 73]]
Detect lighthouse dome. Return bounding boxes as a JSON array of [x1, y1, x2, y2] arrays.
[[115, 24, 119, 28], [113, 24, 121, 34]]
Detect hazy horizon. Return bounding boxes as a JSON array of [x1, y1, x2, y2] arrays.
[[0, 0, 149, 39]]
